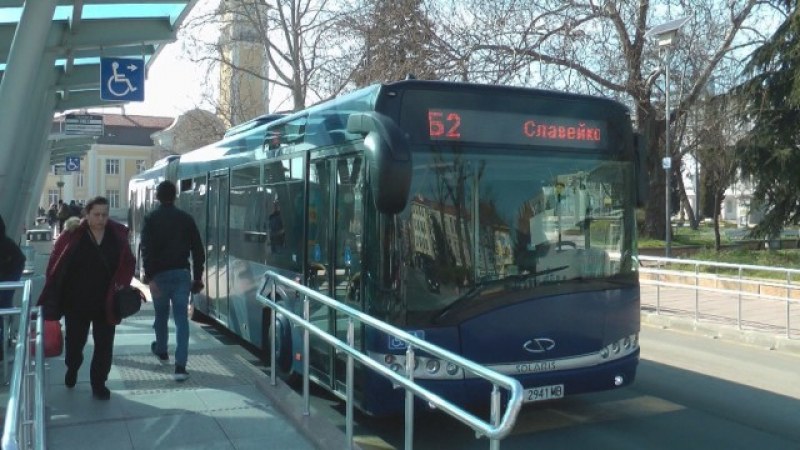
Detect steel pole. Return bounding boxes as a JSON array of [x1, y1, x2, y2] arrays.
[[664, 46, 672, 258]]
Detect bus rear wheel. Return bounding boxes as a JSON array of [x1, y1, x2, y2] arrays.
[[262, 309, 298, 385]]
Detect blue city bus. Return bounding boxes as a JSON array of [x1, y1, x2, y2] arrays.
[[128, 79, 646, 416]]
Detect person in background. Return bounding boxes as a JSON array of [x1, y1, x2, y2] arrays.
[[141, 180, 205, 382], [0, 213, 25, 362], [37, 197, 135, 400], [68, 200, 82, 219], [56, 200, 69, 234], [47, 203, 58, 230]]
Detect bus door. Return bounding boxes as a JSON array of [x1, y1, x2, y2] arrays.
[[307, 155, 365, 392], [207, 170, 231, 325]]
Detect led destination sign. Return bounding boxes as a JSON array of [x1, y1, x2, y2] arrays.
[[427, 109, 607, 149]]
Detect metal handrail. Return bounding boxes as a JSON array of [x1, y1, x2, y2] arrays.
[[639, 255, 800, 275], [1, 280, 46, 450], [638, 255, 799, 338], [257, 271, 523, 450]]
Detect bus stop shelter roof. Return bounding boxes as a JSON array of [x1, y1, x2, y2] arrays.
[[0, 0, 199, 235], [0, 0, 198, 111]]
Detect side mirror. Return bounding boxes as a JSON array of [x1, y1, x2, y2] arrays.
[[347, 112, 411, 214], [634, 132, 649, 207]]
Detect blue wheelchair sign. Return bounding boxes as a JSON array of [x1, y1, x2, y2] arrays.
[[65, 156, 81, 172], [100, 57, 144, 102]]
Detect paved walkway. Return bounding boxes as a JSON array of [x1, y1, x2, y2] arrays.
[[640, 283, 800, 355], [42, 301, 316, 450]]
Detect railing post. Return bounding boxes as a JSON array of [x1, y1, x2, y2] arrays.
[[270, 279, 277, 386], [302, 294, 310, 416], [489, 385, 501, 450], [404, 345, 415, 450], [737, 267, 743, 330], [2, 314, 8, 383], [656, 260, 662, 314], [694, 263, 699, 323], [786, 271, 792, 339], [34, 308, 46, 449], [346, 318, 355, 450]]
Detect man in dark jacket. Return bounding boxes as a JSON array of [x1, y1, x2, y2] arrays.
[[141, 181, 205, 381], [0, 213, 25, 361]]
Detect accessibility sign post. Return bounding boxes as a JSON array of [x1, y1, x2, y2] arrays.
[[100, 57, 145, 102], [65, 156, 81, 172]]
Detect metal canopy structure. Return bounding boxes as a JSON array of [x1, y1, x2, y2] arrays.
[[0, 0, 199, 236]]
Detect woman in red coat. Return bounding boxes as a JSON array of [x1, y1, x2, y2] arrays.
[[38, 196, 135, 400]]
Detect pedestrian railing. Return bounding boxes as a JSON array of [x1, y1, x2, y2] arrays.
[[256, 271, 523, 450], [638, 255, 800, 339], [0, 280, 47, 450]]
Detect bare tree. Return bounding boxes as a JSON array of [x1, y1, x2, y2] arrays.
[[422, 0, 773, 240], [696, 95, 739, 250], [169, 109, 227, 154], [181, 0, 351, 121], [347, 0, 439, 85]]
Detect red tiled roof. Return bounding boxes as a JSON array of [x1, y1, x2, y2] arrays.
[[102, 114, 174, 128]]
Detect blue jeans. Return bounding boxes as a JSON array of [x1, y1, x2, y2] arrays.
[[151, 269, 191, 366]]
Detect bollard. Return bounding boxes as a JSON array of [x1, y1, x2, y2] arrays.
[[20, 245, 35, 274]]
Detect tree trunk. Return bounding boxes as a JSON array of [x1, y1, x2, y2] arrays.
[[713, 192, 723, 252], [713, 205, 720, 251], [675, 169, 698, 230], [642, 115, 667, 240]]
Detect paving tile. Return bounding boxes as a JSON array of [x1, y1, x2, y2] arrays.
[[47, 420, 134, 449], [231, 434, 315, 450], [196, 385, 272, 410], [209, 406, 286, 440], [126, 412, 229, 449]]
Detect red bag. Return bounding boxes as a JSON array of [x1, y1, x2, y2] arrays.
[[43, 320, 63, 357]]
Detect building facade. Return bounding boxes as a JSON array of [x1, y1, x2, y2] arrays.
[[218, 0, 270, 127], [43, 114, 174, 221]]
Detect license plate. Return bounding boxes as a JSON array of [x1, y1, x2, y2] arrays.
[[524, 384, 564, 403]]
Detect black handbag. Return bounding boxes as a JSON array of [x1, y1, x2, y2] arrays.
[[90, 229, 142, 319], [114, 285, 143, 319]]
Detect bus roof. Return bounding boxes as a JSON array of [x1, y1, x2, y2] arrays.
[[378, 79, 630, 113], [223, 113, 288, 138]]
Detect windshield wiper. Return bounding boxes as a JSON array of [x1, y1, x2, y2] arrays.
[[435, 265, 569, 320]]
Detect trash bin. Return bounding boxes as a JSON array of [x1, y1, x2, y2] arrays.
[[25, 229, 54, 265], [26, 229, 52, 242]]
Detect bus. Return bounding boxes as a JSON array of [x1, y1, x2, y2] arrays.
[[129, 79, 647, 416]]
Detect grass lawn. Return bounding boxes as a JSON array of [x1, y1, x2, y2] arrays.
[[638, 223, 800, 279]]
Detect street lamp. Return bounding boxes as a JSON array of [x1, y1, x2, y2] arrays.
[[56, 180, 65, 201], [646, 17, 689, 258]]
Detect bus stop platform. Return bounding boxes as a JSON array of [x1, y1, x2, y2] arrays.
[[39, 287, 331, 450]]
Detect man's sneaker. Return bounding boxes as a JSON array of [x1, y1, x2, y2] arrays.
[[174, 365, 189, 382], [151, 341, 168, 362]]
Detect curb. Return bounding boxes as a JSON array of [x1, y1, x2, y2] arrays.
[[641, 312, 800, 356], [255, 376, 364, 450]]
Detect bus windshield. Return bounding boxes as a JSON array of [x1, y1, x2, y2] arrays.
[[398, 145, 636, 324]]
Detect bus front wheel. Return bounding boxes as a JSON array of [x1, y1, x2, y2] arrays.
[[262, 309, 298, 384]]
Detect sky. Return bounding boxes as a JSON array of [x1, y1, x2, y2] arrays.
[[112, 40, 213, 118], [93, 0, 220, 119]]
